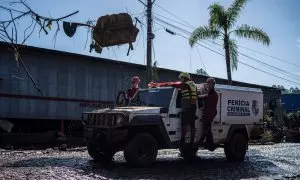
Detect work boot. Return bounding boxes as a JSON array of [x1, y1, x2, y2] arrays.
[[204, 142, 217, 151], [178, 139, 185, 157], [180, 138, 185, 147]]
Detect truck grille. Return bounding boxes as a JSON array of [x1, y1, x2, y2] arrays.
[[86, 113, 128, 127]]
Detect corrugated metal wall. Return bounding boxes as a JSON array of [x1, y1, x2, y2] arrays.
[[0, 43, 283, 123]]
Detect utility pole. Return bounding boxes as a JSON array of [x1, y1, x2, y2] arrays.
[[146, 0, 153, 83], [138, 0, 154, 83]]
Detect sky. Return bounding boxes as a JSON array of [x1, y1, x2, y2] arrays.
[[1, 0, 300, 89]]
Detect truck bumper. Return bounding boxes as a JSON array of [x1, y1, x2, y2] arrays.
[[84, 126, 128, 145]]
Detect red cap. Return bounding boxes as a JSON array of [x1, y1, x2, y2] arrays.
[[132, 76, 140, 84]]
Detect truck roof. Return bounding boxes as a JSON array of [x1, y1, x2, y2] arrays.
[[213, 84, 263, 93], [146, 82, 263, 93]]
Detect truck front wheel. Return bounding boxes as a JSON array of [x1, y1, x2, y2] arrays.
[[124, 133, 158, 167], [87, 143, 115, 164], [224, 133, 248, 162]]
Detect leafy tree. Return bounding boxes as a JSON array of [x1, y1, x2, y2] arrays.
[[189, 0, 270, 84], [196, 68, 209, 76]]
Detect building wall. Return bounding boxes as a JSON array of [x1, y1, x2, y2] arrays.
[[0, 42, 283, 124]]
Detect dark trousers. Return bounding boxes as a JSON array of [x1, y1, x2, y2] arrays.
[[180, 105, 197, 145], [200, 117, 214, 144]]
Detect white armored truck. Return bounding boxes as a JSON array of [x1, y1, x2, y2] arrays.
[[82, 82, 263, 166]]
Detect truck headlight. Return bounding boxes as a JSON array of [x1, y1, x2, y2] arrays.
[[116, 116, 123, 125]]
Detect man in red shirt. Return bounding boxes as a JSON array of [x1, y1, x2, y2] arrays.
[[126, 76, 140, 99], [198, 77, 218, 151]]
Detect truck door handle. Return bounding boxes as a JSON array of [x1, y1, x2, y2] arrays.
[[168, 131, 176, 135], [169, 113, 180, 118]]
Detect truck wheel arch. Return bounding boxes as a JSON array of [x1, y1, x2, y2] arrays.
[[127, 115, 171, 149], [225, 124, 249, 143]]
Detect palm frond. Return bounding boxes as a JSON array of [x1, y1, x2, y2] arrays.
[[228, 38, 239, 70], [227, 0, 248, 28], [189, 26, 221, 47], [208, 3, 226, 28], [233, 24, 270, 45]]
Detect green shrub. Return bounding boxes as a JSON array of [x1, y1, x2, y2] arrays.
[[261, 130, 273, 143]]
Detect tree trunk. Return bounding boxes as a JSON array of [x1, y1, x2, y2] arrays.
[[224, 35, 232, 85]]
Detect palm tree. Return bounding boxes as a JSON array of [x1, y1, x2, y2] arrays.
[[189, 0, 270, 84]]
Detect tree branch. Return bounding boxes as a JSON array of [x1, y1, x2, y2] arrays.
[[52, 21, 60, 48], [23, 17, 34, 41], [22, 21, 37, 44], [0, 32, 9, 42], [0, 5, 26, 14], [0, 0, 79, 96], [9, 10, 18, 44], [1, 24, 13, 44]]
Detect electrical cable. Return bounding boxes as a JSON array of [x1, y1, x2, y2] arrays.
[[153, 20, 300, 86], [153, 3, 299, 67], [153, 19, 300, 81]]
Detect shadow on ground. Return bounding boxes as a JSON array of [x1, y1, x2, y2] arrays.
[[3, 154, 288, 180]]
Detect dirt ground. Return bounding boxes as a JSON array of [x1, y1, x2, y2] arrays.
[[0, 143, 299, 180]]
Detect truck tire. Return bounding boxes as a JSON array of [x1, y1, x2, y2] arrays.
[[124, 133, 158, 167], [224, 133, 248, 162], [87, 143, 115, 164], [0, 130, 3, 148]]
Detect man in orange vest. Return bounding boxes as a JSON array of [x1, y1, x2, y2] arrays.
[[172, 72, 198, 147]]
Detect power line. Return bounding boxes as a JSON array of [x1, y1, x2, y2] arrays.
[[153, 4, 299, 68], [153, 12, 194, 29], [239, 52, 300, 80], [189, 42, 300, 86], [153, 18, 300, 81], [153, 3, 195, 29], [186, 36, 300, 86], [238, 61, 300, 86], [203, 39, 300, 81], [151, 5, 300, 86], [154, 21, 300, 86], [196, 46, 208, 73], [238, 45, 300, 67], [153, 16, 191, 35]]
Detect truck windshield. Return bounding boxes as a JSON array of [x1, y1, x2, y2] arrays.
[[130, 88, 174, 108]]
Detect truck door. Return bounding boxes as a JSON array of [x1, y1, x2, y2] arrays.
[[211, 92, 224, 143], [167, 89, 182, 143], [212, 92, 222, 123], [168, 89, 202, 143]]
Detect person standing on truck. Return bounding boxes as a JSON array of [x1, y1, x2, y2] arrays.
[[172, 72, 198, 147], [198, 77, 218, 151], [126, 76, 140, 99]]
